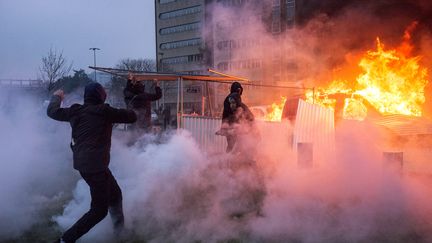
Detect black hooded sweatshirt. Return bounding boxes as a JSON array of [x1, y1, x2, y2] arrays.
[[47, 82, 137, 172], [123, 80, 162, 129], [222, 82, 254, 125]]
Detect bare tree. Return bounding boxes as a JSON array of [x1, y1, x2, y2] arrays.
[[116, 58, 156, 72], [39, 47, 73, 91]]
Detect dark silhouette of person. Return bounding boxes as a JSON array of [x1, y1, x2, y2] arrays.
[[163, 105, 171, 130], [123, 78, 162, 132], [217, 82, 254, 153], [47, 82, 137, 243]]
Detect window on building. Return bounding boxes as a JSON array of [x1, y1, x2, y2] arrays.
[[160, 22, 201, 35], [159, 0, 176, 3], [217, 0, 251, 7], [159, 5, 202, 20], [161, 54, 203, 65], [217, 59, 262, 71], [286, 0, 295, 23], [160, 38, 202, 50], [217, 39, 261, 50], [159, 0, 180, 3]]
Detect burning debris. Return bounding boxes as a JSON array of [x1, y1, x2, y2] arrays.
[[264, 96, 287, 122], [305, 22, 429, 120]]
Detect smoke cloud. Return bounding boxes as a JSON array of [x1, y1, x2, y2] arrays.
[[207, 0, 432, 116], [0, 89, 431, 242], [0, 88, 74, 239], [1, 1, 432, 242], [50, 118, 432, 242]]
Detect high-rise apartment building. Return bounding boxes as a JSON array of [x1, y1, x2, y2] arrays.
[[155, 0, 301, 113], [155, 0, 210, 113], [155, 0, 209, 74]]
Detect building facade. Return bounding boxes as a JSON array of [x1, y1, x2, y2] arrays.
[[155, 0, 210, 115], [155, 0, 301, 115]]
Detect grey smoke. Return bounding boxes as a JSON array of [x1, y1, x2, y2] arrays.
[[0, 88, 74, 239], [53, 120, 432, 242]]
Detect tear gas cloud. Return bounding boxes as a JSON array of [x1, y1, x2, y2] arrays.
[[53, 119, 432, 242], [1, 88, 432, 242], [0, 88, 74, 239], [2, 1, 432, 242]]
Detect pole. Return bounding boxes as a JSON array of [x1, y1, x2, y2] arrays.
[[89, 48, 100, 81]]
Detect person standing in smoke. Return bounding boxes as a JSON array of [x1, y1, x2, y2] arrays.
[[216, 81, 255, 153], [47, 82, 137, 243], [163, 105, 171, 130], [123, 76, 162, 133], [216, 82, 265, 218]]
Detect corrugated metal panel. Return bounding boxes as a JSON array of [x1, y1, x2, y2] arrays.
[[182, 100, 335, 160], [182, 115, 226, 153], [293, 99, 335, 159], [369, 115, 432, 136], [181, 116, 292, 154]]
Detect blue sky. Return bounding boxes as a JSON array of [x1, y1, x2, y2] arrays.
[[0, 0, 155, 79]]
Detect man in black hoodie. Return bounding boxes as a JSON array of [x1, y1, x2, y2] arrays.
[[124, 77, 162, 132], [217, 82, 255, 153], [47, 82, 137, 243]]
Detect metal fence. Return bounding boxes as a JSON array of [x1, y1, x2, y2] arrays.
[[182, 115, 226, 153], [293, 99, 335, 152], [181, 100, 335, 162]]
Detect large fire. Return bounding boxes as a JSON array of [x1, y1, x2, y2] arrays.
[[305, 22, 428, 120], [265, 96, 287, 121]]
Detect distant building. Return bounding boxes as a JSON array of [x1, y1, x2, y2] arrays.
[[155, 0, 209, 114], [155, 0, 302, 115]]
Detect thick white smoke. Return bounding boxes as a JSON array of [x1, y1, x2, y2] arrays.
[[0, 88, 431, 242], [0, 88, 75, 240], [52, 120, 432, 242]]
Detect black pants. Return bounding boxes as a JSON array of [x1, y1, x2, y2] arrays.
[[226, 134, 237, 153], [62, 169, 124, 243]]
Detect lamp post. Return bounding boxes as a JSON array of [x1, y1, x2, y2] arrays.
[[89, 47, 100, 81], [158, 52, 165, 107]]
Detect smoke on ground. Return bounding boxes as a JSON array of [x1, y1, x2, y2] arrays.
[[0, 88, 74, 239], [53, 120, 432, 242]]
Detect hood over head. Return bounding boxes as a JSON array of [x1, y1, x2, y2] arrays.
[[84, 82, 107, 105], [126, 79, 145, 94], [230, 82, 243, 95]]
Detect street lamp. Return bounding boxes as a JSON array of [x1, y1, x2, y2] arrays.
[[157, 52, 165, 107], [157, 52, 164, 72], [89, 47, 100, 81]]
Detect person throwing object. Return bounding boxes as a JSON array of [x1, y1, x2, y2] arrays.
[[47, 82, 137, 243]]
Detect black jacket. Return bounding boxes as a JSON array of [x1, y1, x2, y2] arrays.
[[47, 95, 137, 173], [124, 81, 162, 129], [222, 92, 254, 125]]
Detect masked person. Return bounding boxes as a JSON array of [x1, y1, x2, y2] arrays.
[[47, 82, 137, 243], [216, 82, 265, 218], [216, 82, 255, 153], [123, 77, 162, 133]]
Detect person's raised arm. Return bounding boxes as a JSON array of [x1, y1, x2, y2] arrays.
[[106, 106, 137, 124], [136, 80, 162, 101], [47, 89, 71, 122]]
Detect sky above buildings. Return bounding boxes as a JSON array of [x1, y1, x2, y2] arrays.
[[0, 0, 155, 79]]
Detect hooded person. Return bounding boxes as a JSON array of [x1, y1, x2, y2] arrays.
[[123, 77, 162, 133], [216, 82, 265, 218], [47, 82, 137, 243], [217, 82, 255, 153]]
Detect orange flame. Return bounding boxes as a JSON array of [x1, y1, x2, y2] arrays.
[[306, 22, 428, 120], [265, 96, 287, 121]]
